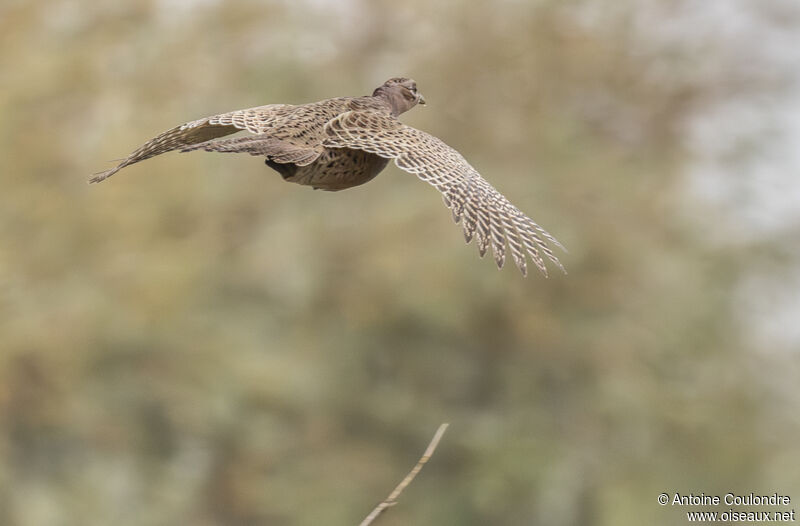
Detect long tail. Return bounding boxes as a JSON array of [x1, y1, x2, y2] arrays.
[[181, 136, 321, 165], [89, 121, 238, 184]]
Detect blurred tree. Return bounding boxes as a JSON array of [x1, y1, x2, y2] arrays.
[[0, 1, 798, 525]]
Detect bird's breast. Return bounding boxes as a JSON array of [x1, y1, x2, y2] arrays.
[[284, 148, 390, 191]]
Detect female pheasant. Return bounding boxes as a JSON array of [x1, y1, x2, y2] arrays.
[[91, 78, 564, 276]]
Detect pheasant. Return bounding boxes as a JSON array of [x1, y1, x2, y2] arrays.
[[91, 78, 564, 276]]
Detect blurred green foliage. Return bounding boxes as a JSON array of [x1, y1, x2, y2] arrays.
[[1, 1, 799, 525]]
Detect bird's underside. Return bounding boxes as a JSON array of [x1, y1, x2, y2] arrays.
[[91, 78, 565, 276]]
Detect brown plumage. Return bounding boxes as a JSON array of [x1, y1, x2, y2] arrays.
[[91, 78, 565, 276]]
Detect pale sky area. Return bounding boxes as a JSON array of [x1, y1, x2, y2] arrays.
[[674, 1, 800, 351]]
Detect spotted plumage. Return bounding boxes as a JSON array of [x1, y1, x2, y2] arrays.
[[91, 78, 564, 276]]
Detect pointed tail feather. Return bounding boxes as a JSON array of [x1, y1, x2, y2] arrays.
[[89, 167, 123, 184], [89, 121, 239, 183]]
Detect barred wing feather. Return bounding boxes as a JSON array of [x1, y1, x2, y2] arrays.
[[323, 111, 564, 276]]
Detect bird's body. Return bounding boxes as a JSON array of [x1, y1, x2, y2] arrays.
[[92, 78, 565, 276], [274, 147, 389, 191]]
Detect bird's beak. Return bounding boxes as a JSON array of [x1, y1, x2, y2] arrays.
[[417, 93, 426, 105]]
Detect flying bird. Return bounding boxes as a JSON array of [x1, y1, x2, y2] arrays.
[[91, 78, 565, 276]]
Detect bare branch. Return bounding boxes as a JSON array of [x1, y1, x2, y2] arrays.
[[359, 423, 450, 526]]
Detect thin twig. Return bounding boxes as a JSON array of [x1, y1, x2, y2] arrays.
[[359, 423, 450, 526]]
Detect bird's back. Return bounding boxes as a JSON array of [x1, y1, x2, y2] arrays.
[[201, 95, 391, 148]]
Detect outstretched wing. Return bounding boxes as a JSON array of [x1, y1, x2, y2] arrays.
[[323, 111, 565, 276], [90, 98, 355, 183], [89, 104, 294, 183]]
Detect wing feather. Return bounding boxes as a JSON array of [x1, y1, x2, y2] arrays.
[[180, 135, 321, 166], [90, 98, 354, 183], [323, 111, 564, 276]]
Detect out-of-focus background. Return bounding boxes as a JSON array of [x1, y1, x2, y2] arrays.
[[2, 1, 800, 524]]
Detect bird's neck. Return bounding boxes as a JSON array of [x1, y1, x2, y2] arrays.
[[372, 88, 406, 116]]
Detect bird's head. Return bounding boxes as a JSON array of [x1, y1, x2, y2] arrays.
[[373, 77, 425, 116]]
